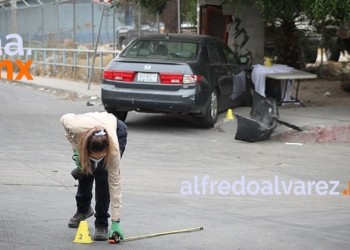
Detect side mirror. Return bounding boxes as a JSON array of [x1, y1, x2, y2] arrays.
[[239, 56, 248, 64]]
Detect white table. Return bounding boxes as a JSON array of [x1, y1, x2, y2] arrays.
[[266, 70, 317, 106], [251, 64, 317, 106]]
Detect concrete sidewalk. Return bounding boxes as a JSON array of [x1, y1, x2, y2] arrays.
[[1, 71, 102, 99], [2, 72, 350, 143]]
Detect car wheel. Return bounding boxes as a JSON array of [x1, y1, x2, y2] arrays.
[[198, 89, 218, 128], [106, 109, 128, 122]]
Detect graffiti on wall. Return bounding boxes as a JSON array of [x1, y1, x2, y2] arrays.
[[233, 18, 249, 51], [228, 17, 252, 65]]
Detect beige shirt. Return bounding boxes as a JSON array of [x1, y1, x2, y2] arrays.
[[60, 111, 122, 219]]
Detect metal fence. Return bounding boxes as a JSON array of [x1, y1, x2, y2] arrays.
[[2, 1, 116, 48], [0, 0, 196, 83], [0, 0, 161, 49], [1, 46, 118, 83]]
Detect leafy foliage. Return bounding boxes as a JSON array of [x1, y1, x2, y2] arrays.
[[110, 0, 350, 68], [111, 0, 171, 15]]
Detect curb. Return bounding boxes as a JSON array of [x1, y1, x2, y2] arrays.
[[1, 78, 99, 101]]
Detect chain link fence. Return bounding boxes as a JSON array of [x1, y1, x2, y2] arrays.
[[0, 0, 197, 83], [0, 0, 190, 49]]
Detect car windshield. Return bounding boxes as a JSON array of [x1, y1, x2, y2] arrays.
[[119, 39, 198, 61]]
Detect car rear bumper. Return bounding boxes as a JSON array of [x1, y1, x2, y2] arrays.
[[101, 83, 205, 114]]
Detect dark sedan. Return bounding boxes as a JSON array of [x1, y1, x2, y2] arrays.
[[101, 33, 250, 127]]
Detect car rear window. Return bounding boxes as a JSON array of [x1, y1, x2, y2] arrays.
[[119, 39, 198, 61]]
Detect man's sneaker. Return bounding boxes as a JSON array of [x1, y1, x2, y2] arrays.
[[68, 206, 94, 228], [94, 226, 108, 241]]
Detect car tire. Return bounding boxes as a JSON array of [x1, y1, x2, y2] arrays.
[[106, 109, 128, 122], [198, 88, 218, 128]]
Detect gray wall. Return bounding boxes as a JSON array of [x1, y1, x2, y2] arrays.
[[224, 2, 265, 65]]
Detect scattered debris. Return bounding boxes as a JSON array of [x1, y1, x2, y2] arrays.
[[285, 143, 303, 145], [38, 87, 49, 91], [323, 91, 331, 97], [77, 93, 85, 98], [235, 91, 303, 142], [235, 91, 279, 142], [86, 101, 102, 106]]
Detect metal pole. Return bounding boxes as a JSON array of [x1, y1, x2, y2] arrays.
[[138, 4, 141, 36], [11, 0, 17, 34], [28, 8, 31, 48], [87, 3, 104, 90], [196, 1, 200, 35], [73, 0, 76, 45], [5, 10, 9, 34], [41, 5, 44, 46], [113, 6, 116, 50], [55, 3, 57, 42], [177, 0, 180, 34], [157, 14, 159, 33], [92, 2, 94, 47]]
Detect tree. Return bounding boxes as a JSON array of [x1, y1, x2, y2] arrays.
[[111, 0, 198, 33], [111, 0, 350, 69], [224, 0, 350, 69], [111, 0, 171, 15]]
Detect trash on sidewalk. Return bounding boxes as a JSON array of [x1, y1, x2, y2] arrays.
[[77, 93, 85, 98], [86, 101, 102, 106], [235, 90, 302, 142]]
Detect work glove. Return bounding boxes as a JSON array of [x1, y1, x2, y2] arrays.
[[109, 221, 125, 241], [71, 150, 83, 180], [72, 149, 82, 170]]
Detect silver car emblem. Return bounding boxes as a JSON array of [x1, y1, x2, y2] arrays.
[[144, 65, 151, 70]]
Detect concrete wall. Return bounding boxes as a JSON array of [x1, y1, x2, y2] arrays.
[[224, 3, 264, 65]]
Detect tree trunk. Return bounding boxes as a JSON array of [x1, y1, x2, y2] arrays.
[[276, 19, 305, 70]]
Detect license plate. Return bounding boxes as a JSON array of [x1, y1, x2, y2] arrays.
[[137, 73, 157, 82]]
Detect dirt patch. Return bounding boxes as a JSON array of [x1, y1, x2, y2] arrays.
[[295, 78, 350, 107], [287, 63, 350, 107]]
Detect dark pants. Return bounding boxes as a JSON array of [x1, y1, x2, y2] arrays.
[[76, 163, 110, 228]]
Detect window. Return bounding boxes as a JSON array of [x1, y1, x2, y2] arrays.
[[217, 41, 238, 64], [207, 42, 225, 64], [119, 39, 198, 61]]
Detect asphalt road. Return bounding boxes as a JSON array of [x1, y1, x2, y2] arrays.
[[0, 81, 349, 250]]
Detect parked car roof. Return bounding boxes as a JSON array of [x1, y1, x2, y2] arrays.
[[135, 33, 214, 42]]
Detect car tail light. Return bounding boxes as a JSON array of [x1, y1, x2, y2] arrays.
[[103, 70, 136, 82], [183, 74, 202, 84], [159, 73, 202, 84], [159, 73, 183, 84]]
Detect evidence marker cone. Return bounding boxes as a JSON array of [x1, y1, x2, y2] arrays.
[[225, 109, 234, 120], [73, 220, 93, 244]]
